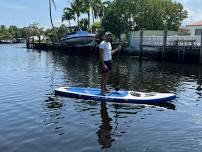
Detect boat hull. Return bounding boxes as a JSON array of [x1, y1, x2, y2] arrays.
[[62, 36, 95, 46]]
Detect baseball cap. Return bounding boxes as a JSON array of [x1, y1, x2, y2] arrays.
[[105, 31, 112, 36]]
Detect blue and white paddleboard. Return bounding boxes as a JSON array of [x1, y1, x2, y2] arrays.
[[55, 87, 176, 104]]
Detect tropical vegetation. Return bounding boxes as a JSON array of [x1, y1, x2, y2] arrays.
[[102, 0, 188, 37], [0, 25, 27, 42], [0, 0, 188, 42], [60, 0, 187, 38]]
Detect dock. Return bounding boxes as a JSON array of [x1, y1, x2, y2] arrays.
[[26, 41, 98, 56], [26, 31, 202, 64], [131, 30, 202, 64]]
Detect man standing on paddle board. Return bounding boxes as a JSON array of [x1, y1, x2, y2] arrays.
[[99, 31, 121, 95]]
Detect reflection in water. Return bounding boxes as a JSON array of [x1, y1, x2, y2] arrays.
[[96, 102, 114, 149], [153, 102, 176, 110], [95, 102, 175, 149], [2, 44, 202, 152], [43, 96, 65, 135], [49, 50, 202, 96]]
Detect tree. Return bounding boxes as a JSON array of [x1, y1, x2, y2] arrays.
[[91, 0, 103, 22], [101, 0, 188, 33], [70, 0, 83, 26], [91, 21, 103, 32], [48, 0, 59, 41], [162, 0, 188, 31], [57, 24, 69, 38], [26, 22, 43, 37], [8, 25, 18, 40], [101, 0, 130, 38], [18, 27, 27, 38], [79, 18, 89, 31], [62, 8, 76, 27], [63, 0, 110, 29], [0, 25, 10, 41], [82, 0, 91, 29]]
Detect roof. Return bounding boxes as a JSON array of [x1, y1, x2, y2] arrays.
[[187, 20, 202, 26]]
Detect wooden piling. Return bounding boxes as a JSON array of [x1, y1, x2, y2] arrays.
[[200, 32, 202, 64], [178, 45, 185, 63], [139, 30, 143, 61], [162, 30, 167, 60], [26, 37, 30, 49], [38, 36, 41, 44]]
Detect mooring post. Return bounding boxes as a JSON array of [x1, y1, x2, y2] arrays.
[[200, 32, 202, 64], [139, 30, 144, 61], [26, 37, 30, 49], [38, 35, 41, 44], [162, 29, 167, 60]]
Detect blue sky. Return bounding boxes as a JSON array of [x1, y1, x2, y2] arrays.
[[0, 0, 201, 28]]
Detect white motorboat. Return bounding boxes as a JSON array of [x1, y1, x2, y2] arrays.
[[61, 31, 96, 46]]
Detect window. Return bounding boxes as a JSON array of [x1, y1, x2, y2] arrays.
[[195, 29, 202, 35]]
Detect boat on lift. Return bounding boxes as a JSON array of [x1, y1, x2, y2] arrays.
[[61, 31, 96, 46]]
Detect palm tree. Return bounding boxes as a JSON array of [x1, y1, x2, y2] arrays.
[[62, 8, 76, 27], [70, 0, 83, 26], [82, 0, 108, 28], [91, 0, 102, 22], [48, 0, 59, 42], [49, 0, 55, 30], [102, 1, 111, 17], [82, 0, 91, 29]]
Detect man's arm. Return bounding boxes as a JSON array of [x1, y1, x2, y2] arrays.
[[112, 45, 121, 54]]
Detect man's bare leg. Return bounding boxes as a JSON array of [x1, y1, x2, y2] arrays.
[[101, 73, 107, 95]]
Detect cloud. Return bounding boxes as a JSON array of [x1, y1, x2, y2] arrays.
[[176, 0, 202, 25], [177, 0, 202, 4], [182, 8, 202, 25], [1, 3, 30, 10]]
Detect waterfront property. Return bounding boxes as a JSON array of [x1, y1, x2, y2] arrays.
[[26, 29, 202, 64], [187, 20, 202, 36], [129, 30, 202, 64]]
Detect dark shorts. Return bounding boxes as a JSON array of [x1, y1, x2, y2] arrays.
[[100, 61, 112, 73]]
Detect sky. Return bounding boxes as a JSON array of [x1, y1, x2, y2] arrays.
[[0, 0, 201, 28]]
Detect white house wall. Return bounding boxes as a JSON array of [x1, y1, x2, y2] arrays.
[[189, 26, 202, 36]]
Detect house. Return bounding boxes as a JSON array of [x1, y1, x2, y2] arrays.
[[179, 26, 190, 34], [29, 35, 48, 43], [187, 20, 202, 36]]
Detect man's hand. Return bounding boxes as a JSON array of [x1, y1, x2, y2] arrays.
[[117, 45, 122, 51], [102, 64, 108, 71]]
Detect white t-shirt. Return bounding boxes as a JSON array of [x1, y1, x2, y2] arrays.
[[99, 40, 112, 61]]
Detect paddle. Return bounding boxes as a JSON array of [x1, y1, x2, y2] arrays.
[[115, 46, 120, 91], [115, 34, 126, 91]]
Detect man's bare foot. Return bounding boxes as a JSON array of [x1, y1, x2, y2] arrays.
[[105, 88, 111, 93], [100, 91, 106, 96]]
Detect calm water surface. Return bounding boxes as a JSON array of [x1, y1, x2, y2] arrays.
[[1, 44, 202, 152]]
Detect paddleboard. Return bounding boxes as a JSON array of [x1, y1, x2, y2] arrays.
[[55, 87, 176, 104]]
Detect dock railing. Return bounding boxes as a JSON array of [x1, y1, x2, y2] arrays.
[[131, 35, 201, 47]]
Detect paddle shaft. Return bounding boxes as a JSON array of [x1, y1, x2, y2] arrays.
[[115, 45, 120, 91]]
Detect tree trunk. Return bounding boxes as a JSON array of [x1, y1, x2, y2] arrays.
[[88, 11, 90, 29], [49, 0, 59, 42], [69, 21, 71, 28]]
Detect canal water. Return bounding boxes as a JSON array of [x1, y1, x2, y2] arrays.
[[0, 44, 202, 152]]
